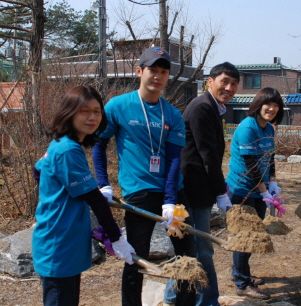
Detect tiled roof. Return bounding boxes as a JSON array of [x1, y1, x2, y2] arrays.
[[286, 93, 301, 103], [235, 64, 289, 70], [229, 95, 256, 104]]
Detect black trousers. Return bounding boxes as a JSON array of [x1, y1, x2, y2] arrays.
[[41, 274, 81, 306], [122, 190, 197, 306]]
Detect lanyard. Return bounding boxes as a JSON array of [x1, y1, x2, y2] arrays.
[[138, 90, 164, 156]]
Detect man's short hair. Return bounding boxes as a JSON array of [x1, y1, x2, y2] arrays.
[[210, 62, 240, 83]]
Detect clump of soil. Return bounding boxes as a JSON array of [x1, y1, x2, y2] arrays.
[[226, 205, 266, 234], [227, 230, 274, 254], [295, 204, 301, 219], [160, 256, 208, 289], [263, 215, 292, 235]]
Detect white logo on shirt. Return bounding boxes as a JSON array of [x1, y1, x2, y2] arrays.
[[70, 174, 93, 187], [128, 120, 140, 126]]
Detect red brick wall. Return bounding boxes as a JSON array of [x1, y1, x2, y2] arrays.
[[236, 69, 301, 95]]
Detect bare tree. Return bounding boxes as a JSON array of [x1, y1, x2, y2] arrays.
[[113, 0, 222, 104], [0, 0, 46, 141]]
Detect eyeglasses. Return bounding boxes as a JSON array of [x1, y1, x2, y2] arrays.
[[78, 108, 103, 117]]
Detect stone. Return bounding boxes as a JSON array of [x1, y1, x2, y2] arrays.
[[287, 155, 301, 163], [0, 212, 106, 278], [149, 222, 175, 259], [0, 232, 6, 239], [274, 155, 286, 162], [0, 228, 37, 277]]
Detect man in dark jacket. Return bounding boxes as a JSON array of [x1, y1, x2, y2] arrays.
[[182, 62, 240, 306]]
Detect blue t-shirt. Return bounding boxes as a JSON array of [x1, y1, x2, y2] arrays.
[[101, 90, 186, 199], [32, 136, 98, 277], [226, 117, 274, 198]]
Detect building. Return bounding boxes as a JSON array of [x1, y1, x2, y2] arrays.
[[0, 82, 25, 150], [223, 58, 301, 125], [46, 38, 203, 106]]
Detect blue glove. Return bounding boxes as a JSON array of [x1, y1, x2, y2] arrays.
[[268, 181, 281, 195], [216, 194, 232, 213], [260, 190, 273, 208]]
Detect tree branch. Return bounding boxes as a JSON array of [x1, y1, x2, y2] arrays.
[[168, 35, 215, 103], [167, 11, 178, 38], [0, 0, 31, 8], [125, 21, 136, 42], [0, 24, 31, 33], [0, 32, 30, 42], [168, 25, 185, 89], [0, 5, 24, 12]]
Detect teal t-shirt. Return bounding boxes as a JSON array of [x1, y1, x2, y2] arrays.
[[32, 136, 98, 277], [101, 90, 186, 199], [226, 117, 275, 198]]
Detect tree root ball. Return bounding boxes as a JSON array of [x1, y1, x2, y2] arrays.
[[227, 230, 274, 254], [160, 256, 208, 291], [263, 215, 292, 235], [226, 205, 266, 234]]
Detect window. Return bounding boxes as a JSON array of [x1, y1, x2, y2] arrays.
[[233, 108, 249, 124], [244, 73, 261, 89], [183, 47, 191, 65], [279, 108, 291, 125], [184, 87, 193, 104]]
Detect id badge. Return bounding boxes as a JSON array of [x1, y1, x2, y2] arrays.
[[149, 156, 160, 172]]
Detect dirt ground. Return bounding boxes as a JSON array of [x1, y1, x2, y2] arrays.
[[0, 158, 301, 306]]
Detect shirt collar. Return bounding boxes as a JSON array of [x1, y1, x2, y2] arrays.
[[208, 90, 227, 116]]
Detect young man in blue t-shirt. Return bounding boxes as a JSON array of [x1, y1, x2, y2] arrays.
[[92, 47, 196, 306]]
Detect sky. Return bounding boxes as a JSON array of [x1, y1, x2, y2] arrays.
[[49, 0, 301, 73]]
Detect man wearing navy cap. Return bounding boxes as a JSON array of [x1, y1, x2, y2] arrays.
[[92, 47, 196, 306]]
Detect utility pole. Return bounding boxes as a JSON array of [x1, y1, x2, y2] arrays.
[[91, 0, 107, 79]]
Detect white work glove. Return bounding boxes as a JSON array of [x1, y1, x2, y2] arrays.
[[260, 190, 273, 208], [161, 204, 175, 228], [268, 181, 282, 195], [216, 194, 232, 213], [100, 185, 114, 202], [111, 234, 135, 265]]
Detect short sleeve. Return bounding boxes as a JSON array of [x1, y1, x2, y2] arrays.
[[236, 126, 258, 156], [100, 100, 119, 139], [53, 147, 97, 198], [166, 110, 186, 148]]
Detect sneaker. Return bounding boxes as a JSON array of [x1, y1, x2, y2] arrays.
[[251, 276, 265, 286], [231, 275, 265, 286], [237, 285, 270, 300]]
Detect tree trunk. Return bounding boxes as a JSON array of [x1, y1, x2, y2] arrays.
[[159, 1, 168, 50], [24, 0, 46, 141]]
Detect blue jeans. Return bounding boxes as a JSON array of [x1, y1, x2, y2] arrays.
[[229, 193, 266, 290], [164, 206, 220, 306], [122, 190, 197, 306], [41, 274, 81, 306]]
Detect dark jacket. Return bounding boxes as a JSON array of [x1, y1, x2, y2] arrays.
[[181, 91, 227, 208]]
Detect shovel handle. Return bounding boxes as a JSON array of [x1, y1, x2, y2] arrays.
[[131, 254, 162, 274], [110, 197, 227, 248]]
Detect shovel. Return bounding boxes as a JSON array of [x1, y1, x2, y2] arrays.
[[109, 196, 234, 251], [131, 254, 169, 278]]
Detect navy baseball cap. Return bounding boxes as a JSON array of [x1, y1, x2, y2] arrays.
[[139, 47, 171, 69]]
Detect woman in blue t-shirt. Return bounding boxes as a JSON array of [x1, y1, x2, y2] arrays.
[[32, 86, 135, 306], [226, 87, 284, 300]]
